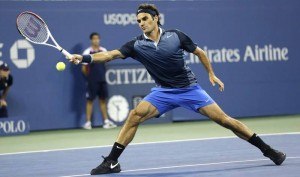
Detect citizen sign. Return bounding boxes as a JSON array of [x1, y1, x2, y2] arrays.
[[105, 68, 155, 85]]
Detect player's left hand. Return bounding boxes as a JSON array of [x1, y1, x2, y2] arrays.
[[209, 73, 224, 92]]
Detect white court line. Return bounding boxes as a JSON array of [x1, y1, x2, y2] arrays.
[[60, 156, 300, 177], [0, 131, 299, 156]]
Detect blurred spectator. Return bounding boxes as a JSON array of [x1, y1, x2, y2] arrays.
[[0, 61, 13, 118], [82, 32, 117, 129]]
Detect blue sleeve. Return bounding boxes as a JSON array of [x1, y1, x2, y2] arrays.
[[174, 30, 197, 53], [119, 39, 136, 59]]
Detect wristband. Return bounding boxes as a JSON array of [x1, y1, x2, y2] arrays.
[[82, 55, 93, 63]]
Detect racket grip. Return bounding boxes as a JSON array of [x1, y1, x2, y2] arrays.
[[61, 49, 73, 59]]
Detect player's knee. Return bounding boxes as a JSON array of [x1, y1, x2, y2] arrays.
[[127, 109, 145, 126]]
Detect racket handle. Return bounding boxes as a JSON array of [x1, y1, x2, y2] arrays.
[[60, 49, 73, 59], [60, 48, 80, 64]]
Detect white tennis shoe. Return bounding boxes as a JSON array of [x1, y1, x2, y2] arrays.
[[103, 119, 117, 129], [83, 121, 92, 130]]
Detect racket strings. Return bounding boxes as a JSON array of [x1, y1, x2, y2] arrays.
[[17, 13, 48, 43]]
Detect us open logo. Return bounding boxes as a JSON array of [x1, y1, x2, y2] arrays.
[[104, 13, 165, 26], [10, 39, 35, 69]]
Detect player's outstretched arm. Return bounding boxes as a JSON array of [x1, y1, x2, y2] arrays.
[[91, 50, 125, 63], [69, 50, 124, 64], [193, 47, 224, 91]]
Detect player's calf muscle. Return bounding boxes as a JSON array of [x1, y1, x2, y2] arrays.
[[212, 113, 252, 138], [116, 110, 147, 145], [222, 116, 253, 139], [116, 103, 158, 145], [200, 104, 253, 139], [116, 114, 139, 145], [218, 115, 238, 129]]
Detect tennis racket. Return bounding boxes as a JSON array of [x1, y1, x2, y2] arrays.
[[16, 11, 77, 62]]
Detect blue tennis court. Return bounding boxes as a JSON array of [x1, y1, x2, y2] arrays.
[[1, 133, 299, 177]]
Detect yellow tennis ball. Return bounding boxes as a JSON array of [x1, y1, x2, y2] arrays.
[[56, 62, 66, 71]]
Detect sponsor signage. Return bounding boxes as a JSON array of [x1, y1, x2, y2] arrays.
[[0, 116, 30, 136]]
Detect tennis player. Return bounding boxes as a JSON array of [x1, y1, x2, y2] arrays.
[[69, 4, 286, 175]]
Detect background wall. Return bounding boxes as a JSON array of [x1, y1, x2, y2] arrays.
[[0, 0, 299, 130]]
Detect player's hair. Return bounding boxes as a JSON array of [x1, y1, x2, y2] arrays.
[[137, 4, 161, 26], [89, 32, 100, 40]]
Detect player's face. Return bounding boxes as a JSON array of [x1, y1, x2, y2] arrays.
[[91, 35, 100, 47], [0, 70, 9, 78], [137, 13, 158, 34]]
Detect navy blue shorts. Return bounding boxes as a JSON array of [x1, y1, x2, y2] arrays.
[[86, 82, 108, 100], [143, 84, 214, 117]]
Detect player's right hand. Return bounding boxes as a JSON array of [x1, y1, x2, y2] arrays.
[[69, 54, 82, 65]]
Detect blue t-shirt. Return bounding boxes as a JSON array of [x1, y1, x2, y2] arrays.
[[119, 28, 198, 88], [83, 46, 107, 83]]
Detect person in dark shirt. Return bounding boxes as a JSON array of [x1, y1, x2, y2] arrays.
[[82, 32, 116, 129], [0, 61, 13, 118], [69, 4, 286, 175]]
